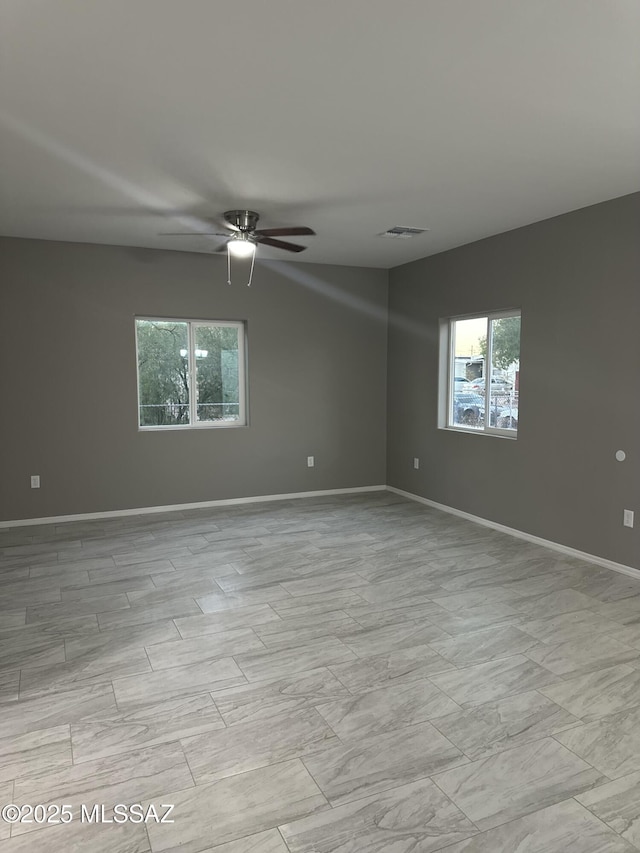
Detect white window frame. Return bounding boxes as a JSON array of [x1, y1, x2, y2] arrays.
[[135, 317, 247, 431], [439, 308, 520, 438]]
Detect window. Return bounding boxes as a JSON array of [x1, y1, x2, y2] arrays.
[[441, 310, 520, 436], [135, 318, 246, 429]]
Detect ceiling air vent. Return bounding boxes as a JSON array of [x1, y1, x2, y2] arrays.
[[378, 226, 429, 239]]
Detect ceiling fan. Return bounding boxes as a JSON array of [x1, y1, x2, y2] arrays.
[[163, 210, 315, 255], [161, 210, 315, 285]]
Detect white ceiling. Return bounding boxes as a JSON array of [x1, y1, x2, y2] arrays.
[[1, 0, 639, 268]]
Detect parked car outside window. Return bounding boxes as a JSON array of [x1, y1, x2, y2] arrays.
[[497, 406, 518, 429], [470, 376, 513, 394], [452, 392, 485, 427]]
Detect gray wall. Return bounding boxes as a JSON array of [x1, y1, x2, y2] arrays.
[[0, 238, 388, 520], [387, 193, 640, 569], [3, 193, 639, 571]]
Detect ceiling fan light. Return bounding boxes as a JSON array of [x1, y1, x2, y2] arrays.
[[228, 237, 256, 258]]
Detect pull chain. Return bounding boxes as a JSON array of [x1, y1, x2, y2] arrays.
[[246, 247, 256, 287]]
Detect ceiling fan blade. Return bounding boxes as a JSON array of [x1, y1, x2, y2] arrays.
[[159, 231, 228, 236], [255, 236, 307, 253], [254, 226, 315, 237]]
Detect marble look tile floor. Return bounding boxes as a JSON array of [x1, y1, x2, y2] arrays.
[[2, 492, 640, 851]]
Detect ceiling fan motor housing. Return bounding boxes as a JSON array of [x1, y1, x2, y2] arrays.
[[225, 210, 260, 232]]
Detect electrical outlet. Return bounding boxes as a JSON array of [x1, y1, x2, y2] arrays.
[[624, 509, 634, 528], [307, 456, 314, 468], [30, 475, 40, 489], [413, 457, 420, 470]]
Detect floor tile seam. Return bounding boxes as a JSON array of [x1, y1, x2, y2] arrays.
[[15, 668, 24, 702], [297, 754, 340, 810], [424, 645, 530, 669], [193, 589, 228, 615], [124, 588, 151, 607], [144, 624, 269, 660], [424, 679, 570, 715], [16, 673, 111, 704], [260, 633, 353, 655], [207, 690, 244, 727], [6, 779, 15, 841], [15, 741, 196, 809], [27, 595, 133, 622], [325, 663, 356, 695], [428, 708, 587, 764], [437, 795, 612, 850], [73, 687, 225, 746], [277, 824, 295, 853], [561, 697, 640, 730], [27, 739, 192, 796], [271, 608, 354, 630], [388, 657, 461, 682], [427, 615, 527, 637], [516, 621, 630, 646], [315, 716, 469, 766], [558, 660, 635, 687], [9, 816, 57, 843], [428, 620, 533, 642], [291, 771, 479, 836], [441, 732, 593, 780], [234, 631, 356, 661], [354, 568, 381, 584], [313, 673, 463, 714], [512, 600, 628, 620], [230, 652, 254, 682], [183, 715, 339, 776], [594, 626, 640, 650], [308, 707, 346, 744], [427, 771, 485, 835], [522, 650, 640, 680], [152, 568, 173, 588], [140, 644, 156, 677], [251, 625, 273, 653], [519, 648, 565, 675], [172, 617, 188, 640], [22, 589, 62, 614], [348, 614, 419, 630], [582, 697, 640, 723], [539, 681, 640, 722], [192, 755, 333, 806], [68, 719, 81, 766], [3, 641, 66, 671], [177, 738, 199, 790], [548, 731, 614, 779], [339, 641, 400, 662], [569, 793, 638, 845], [210, 661, 341, 699]]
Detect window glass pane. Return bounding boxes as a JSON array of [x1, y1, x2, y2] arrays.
[[194, 325, 241, 423], [451, 316, 487, 429], [489, 315, 520, 432], [136, 320, 190, 426]]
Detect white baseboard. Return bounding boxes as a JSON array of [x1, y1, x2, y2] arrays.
[[388, 485, 640, 582], [5, 483, 637, 585], [0, 485, 387, 529]]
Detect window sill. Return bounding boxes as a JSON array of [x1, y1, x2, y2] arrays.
[[441, 426, 517, 440], [138, 422, 247, 432]]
